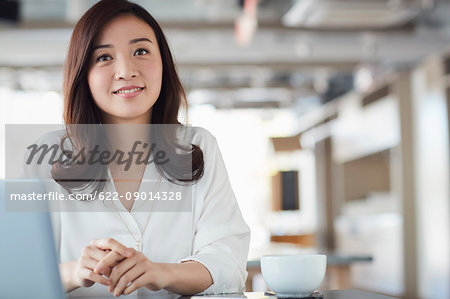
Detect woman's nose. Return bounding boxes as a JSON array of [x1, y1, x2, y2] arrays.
[[114, 57, 137, 80]]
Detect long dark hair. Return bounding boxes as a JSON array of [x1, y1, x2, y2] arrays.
[[52, 0, 204, 192]]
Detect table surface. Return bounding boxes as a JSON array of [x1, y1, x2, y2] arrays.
[[72, 290, 398, 299], [245, 291, 398, 299], [189, 290, 397, 299]]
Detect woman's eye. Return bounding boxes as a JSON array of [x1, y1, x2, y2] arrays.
[[134, 48, 149, 56], [96, 54, 112, 62]]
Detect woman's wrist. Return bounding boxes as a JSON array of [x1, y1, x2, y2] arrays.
[[161, 261, 212, 295], [59, 260, 81, 293], [158, 262, 176, 290]]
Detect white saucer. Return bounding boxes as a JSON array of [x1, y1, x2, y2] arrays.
[[264, 290, 323, 299]]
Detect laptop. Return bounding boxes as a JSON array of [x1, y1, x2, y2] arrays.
[[0, 180, 65, 299]]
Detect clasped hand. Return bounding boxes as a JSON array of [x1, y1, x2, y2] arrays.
[[75, 238, 168, 296]]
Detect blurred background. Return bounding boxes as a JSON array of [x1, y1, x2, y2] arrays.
[[0, 0, 449, 298]]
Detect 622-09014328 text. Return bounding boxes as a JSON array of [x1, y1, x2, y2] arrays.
[[96, 191, 182, 201], [8, 191, 183, 201]]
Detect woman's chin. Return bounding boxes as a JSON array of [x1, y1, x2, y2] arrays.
[[101, 111, 151, 124]]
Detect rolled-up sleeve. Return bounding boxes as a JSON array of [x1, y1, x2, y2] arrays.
[[179, 129, 250, 294]]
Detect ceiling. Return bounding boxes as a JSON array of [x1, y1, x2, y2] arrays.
[[1, 0, 450, 108]]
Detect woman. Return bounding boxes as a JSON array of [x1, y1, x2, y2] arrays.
[[27, 0, 250, 296]]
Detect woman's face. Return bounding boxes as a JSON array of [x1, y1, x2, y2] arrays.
[[88, 14, 163, 124]]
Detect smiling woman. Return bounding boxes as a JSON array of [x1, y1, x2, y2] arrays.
[[25, 0, 251, 297], [87, 15, 163, 124], [63, 0, 185, 126]]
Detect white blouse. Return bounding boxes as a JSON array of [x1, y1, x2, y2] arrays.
[[25, 127, 250, 297]]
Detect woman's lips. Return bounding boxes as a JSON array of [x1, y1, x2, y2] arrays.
[[113, 86, 144, 99]]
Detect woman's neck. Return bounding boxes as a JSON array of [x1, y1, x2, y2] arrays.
[[100, 110, 153, 151], [103, 124, 150, 153]]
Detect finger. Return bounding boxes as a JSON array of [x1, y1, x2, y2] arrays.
[[99, 264, 112, 278], [80, 256, 100, 271], [123, 273, 148, 295], [91, 238, 133, 258], [108, 256, 137, 291], [113, 266, 145, 297], [82, 249, 114, 278], [94, 251, 126, 275], [88, 246, 110, 261], [81, 245, 109, 266], [109, 260, 134, 289], [81, 268, 111, 287]]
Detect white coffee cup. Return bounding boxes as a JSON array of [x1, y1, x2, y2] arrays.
[[260, 254, 327, 297]]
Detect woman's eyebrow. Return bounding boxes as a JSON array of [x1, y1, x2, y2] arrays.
[[93, 38, 153, 51], [129, 37, 153, 44], [93, 44, 112, 51]]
